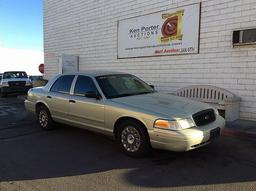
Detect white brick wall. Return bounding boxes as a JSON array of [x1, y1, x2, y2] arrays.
[[44, 0, 256, 120]]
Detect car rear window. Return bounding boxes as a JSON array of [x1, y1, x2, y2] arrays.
[[50, 75, 75, 94]]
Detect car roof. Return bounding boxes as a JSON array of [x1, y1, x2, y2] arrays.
[[64, 70, 128, 77], [3, 71, 26, 73]]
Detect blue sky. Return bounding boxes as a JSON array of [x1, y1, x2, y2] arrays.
[[0, 0, 43, 51]]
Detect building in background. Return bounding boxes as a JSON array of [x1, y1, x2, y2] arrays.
[[43, 0, 256, 121]]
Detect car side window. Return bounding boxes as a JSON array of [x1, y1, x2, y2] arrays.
[[74, 76, 98, 96], [50, 75, 75, 94]]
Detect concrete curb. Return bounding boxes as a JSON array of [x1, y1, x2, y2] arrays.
[[222, 128, 256, 140]]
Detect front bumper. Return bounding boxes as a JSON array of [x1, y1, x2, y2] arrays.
[[149, 115, 225, 152], [1, 86, 32, 94]]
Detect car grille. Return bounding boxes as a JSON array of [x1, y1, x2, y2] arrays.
[[192, 109, 216, 126], [8, 81, 26, 87]]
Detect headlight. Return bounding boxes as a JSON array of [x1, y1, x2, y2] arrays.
[[154, 118, 195, 131], [1, 82, 9, 87]]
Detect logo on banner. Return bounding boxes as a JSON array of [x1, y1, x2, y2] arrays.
[[160, 10, 184, 43]]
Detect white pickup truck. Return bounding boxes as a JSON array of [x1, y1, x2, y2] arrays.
[[0, 71, 32, 97]]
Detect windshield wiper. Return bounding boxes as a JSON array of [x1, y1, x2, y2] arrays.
[[110, 91, 154, 99], [134, 91, 154, 95], [110, 93, 136, 98]]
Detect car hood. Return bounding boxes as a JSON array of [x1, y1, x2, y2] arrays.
[[110, 92, 212, 119]]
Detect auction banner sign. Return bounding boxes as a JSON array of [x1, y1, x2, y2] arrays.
[[117, 3, 200, 58]]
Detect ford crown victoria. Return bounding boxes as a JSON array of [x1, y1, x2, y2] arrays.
[[25, 71, 225, 157]]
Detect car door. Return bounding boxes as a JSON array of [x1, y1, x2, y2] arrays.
[[46, 75, 75, 121], [68, 75, 105, 130]]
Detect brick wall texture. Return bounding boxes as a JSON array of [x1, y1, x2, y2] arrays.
[[44, 0, 256, 120]]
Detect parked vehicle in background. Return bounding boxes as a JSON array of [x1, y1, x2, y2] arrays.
[[29, 75, 43, 82], [25, 71, 225, 157], [29, 75, 48, 87], [0, 71, 32, 97]]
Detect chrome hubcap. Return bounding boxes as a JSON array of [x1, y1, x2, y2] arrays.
[[39, 110, 48, 128], [127, 134, 135, 144], [121, 126, 141, 152]]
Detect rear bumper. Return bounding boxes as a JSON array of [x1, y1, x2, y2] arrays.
[[24, 100, 36, 113], [149, 115, 225, 152], [1, 86, 32, 94]]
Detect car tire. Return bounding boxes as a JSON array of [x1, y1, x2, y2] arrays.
[[117, 120, 151, 157], [37, 105, 54, 130]]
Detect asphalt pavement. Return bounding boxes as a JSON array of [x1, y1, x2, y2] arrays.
[[0, 96, 256, 191]]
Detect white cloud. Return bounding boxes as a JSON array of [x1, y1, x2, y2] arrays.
[[0, 47, 44, 75]]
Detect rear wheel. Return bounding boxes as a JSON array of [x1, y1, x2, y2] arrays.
[[37, 105, 54, 130], [117, 120, 151, 157]]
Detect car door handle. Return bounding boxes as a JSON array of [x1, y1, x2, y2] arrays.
[[69, 100, 76, 103], [46, 96, 52, 99]]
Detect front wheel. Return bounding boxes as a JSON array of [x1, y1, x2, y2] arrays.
[[117, 121, 151, 157], [37, 106, 54, 130]]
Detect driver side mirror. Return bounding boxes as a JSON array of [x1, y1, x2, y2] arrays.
[[85, 91, 101, 100], [150, 85, 155, 89]]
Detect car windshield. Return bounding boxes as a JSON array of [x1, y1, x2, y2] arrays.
[[96, 74, 155, 99], [3, 72, 28, 79]]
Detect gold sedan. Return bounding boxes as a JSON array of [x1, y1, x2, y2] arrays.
[[25, 71, 225, 157]]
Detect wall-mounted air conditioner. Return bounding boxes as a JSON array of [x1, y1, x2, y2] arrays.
[[233, 28, 256, 47]]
